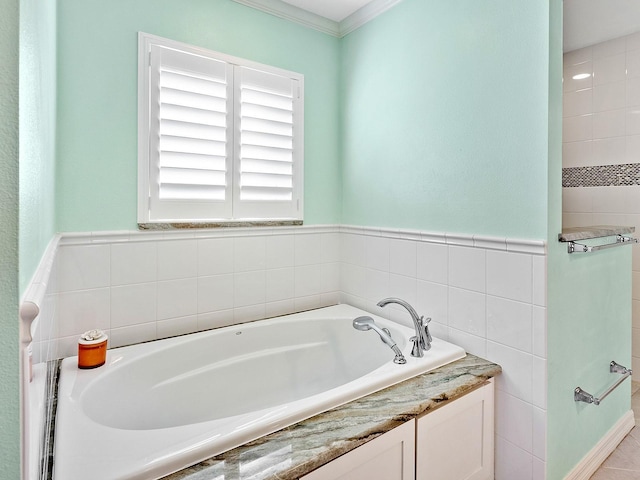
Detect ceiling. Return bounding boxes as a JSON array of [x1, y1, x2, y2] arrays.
[[280, 0, 374, 22], [277, 0, 640, 51], [564, 0, 640, 52]]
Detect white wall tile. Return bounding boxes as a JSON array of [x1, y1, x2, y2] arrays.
[[448, 287, 486, 337], [234, 236, 266, 272], [533, 306, 547, 359], [340, 263, 367, 298], [593, 81, 626, 111], [593, 52, 626, 85], [265, 268, 294, 303], [265, 299, 296, 319], [593, 37, 626, 59], [627, 134, 640, 162], [563, 62, 593, 92], [57, 288, 110, 337], [365, 235, 390, 272], [198, 238, 234, 276], [563, 114, 592, 143], [496, 390, 533, 452], [562, 140, 593, 168], [234, 304, 266, 323], [389, 239, 417, 277], [234, 271, 266, 307], [265, 235, 294, 269], [592, 137, 626, 165], [628, 108, 640, 135], [197, 309, 234, 331], [110, 322, 156, 348], [295, 233, 323, 266], [532, 357, 547, 409], [341, 233, 366, 266], [57, 245, 110, 292], [532, 407, 547, 461], [627, 49, 640, 77], [111, 242, 156, 286], [487, 251, 533, 303], [447, 328, 486, 358], [487, 341, 533, 403], [629, 76, 640, 107], [198, 274, 234, 313], [449, 246, 486, 293], [486, 296, 532, 353], [532, 256, 546, 308], [321, 233, 340, 263], [495, 438, 532, 480], [157, 240, 197, 281], [417, 242, 448, 284], [389, 274, 417, 306], [593, 108, 626, 139], [157, 278, 197, 320], [416, 280, 448, 326], [564, 88, 592, 117], [157, 315, 198, 339], [365, 268, 389, 302], [592, 185, 628, 213], [321, 262, 340, 293], [295, 264, 323, 298], [110, 283, 156, 328], [564, 46, 592, 67], [293, 295, 321, 312]]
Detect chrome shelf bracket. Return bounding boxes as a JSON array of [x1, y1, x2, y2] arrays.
[[568, 235, 638, 254]]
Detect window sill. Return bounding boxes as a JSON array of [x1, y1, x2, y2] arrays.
[[138, 220, 303, 230]]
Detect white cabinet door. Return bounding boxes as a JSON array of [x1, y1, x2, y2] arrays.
[[416, 380, 494, 480], [301, 419, 415, 480]]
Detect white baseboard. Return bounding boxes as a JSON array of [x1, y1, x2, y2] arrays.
[[564, 410, 635, 480]]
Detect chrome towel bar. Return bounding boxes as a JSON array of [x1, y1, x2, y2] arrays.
[[574, 361, 632, 406], [568, 235, 638, 254]]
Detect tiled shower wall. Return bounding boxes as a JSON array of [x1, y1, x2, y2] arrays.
[[26, 225, 547, 480], [562, 32, 640, 380]]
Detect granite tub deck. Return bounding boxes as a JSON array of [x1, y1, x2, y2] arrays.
[[164, 354, 501, 480]]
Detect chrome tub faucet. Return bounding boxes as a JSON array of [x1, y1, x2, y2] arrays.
[[376, 297, 432, 357]]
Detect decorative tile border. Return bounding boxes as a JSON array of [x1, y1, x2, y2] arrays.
[[563, 163, 640, 187]]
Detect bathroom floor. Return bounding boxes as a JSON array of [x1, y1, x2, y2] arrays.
[[590, 382, 640, 479]]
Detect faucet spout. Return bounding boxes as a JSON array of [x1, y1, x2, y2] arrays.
[[376, 297, 432, 357]]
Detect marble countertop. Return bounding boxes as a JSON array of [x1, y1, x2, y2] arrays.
[[163, 354, 501, 480], [558, 225, 636, 242]]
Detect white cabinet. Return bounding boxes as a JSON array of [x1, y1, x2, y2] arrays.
[[416, 380, 494, 480], [301, 380, 494, 480], [301, 419, 416, 480]]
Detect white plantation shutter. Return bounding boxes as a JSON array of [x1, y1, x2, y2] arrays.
[[139, 34, 303, 224], [234, 67, 302, 219], [147, 45, 233, 221]]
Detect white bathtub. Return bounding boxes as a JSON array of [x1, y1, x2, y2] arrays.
[[54, 304, 465, 479]]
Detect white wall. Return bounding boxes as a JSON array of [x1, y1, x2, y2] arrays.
[[562, 32, 640, 379], [24, 225, 547, 479]]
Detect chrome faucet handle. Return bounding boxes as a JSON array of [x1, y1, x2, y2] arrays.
[[410, 336, 424, 357], [421, 317, 432, 351]]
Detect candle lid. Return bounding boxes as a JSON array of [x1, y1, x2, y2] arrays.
[[79, 329, 108, 345]]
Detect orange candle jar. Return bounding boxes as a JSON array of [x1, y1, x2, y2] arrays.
[[78, 330, 108, 369]]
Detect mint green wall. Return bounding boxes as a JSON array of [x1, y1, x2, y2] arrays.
[[545, 2, 632, 478], [56, 0, 341, 232], [19, 0, 57, 293], [340, 0, 550, 239], [0, 0, 21, 476], [547, 246, 632, 477]]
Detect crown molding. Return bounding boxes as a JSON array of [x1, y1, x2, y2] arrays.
[[233, 0, 340, 37], [232, 0, 403, 38], [339, 0, 403, 37]]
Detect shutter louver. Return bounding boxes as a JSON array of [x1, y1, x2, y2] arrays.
[[148, 45, 233, 220], [238, 68, 296, 204]]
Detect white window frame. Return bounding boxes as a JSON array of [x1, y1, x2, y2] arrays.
[[137, 33, 304, 225]]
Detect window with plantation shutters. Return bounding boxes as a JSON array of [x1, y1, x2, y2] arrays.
[[138, 33, 304, 225]]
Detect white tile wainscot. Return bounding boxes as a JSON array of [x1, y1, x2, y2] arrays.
[[21, 224, 547, 480]]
